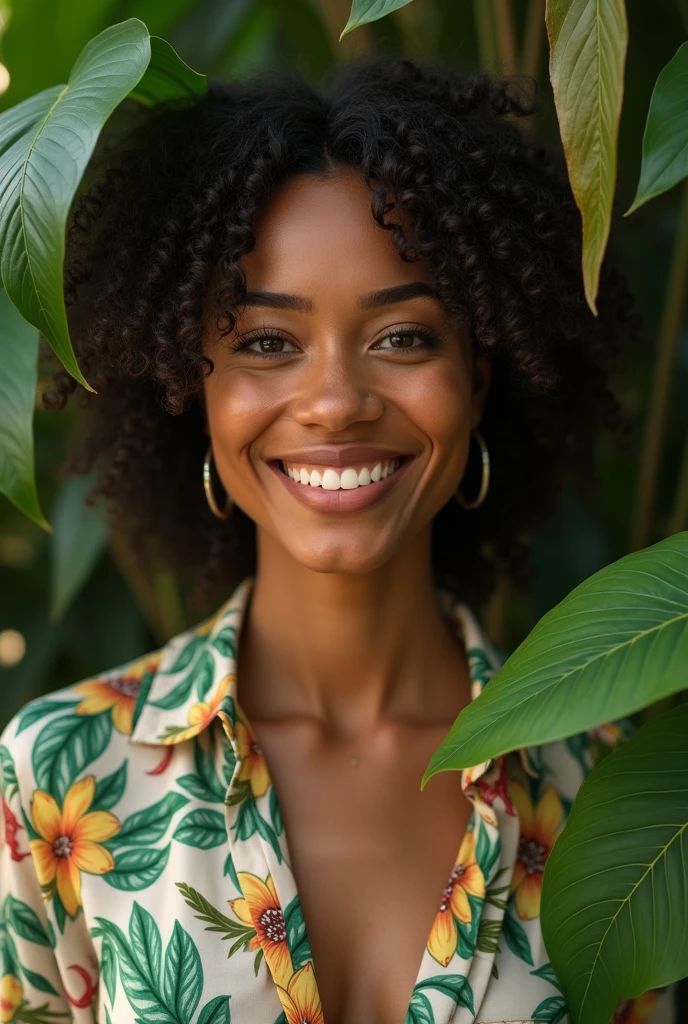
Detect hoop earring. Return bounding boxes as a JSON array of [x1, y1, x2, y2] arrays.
[[203, 445, 234, 520], [455, 430, 490, 510]]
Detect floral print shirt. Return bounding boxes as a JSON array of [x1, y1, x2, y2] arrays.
[[0, 576, 673, 1024]]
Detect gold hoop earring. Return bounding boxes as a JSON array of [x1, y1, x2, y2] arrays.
[[203, 445, 234, 520], [455, 430, 490, 510]]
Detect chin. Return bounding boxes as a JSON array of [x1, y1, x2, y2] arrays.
[[286, 537, 393, 576]]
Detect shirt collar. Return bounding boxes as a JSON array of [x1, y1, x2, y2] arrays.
[[129, 575, 505, 784]]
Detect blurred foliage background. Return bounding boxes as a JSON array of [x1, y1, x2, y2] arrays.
[[0, 0, 686, 732]]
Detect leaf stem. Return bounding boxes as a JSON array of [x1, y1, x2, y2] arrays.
[[473, 0, 498, 70], [521, 0, 545, 79], [492, 0, 518, 73], [629, 179, 688, 550], [667, 431, 688, 537]]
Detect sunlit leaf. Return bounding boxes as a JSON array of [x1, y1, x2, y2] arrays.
[[422, 533, 688, 784], [545, 0, 628, 314], [340, 0, 416, 40], [627, 40, 688, 214], [0, 18, 207, 391], [542, 704, 688, 1024], [50, 467, 109, 621], [0, 290, 46, 528]]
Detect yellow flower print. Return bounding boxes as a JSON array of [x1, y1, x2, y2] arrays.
[[0, 974, 22, 1023], [509, 781, 564, 920], [230, 873, 293, 987], [276, 963, 324, 1024], [161, 674, 235, 745], [235, 719, 270, 798], [29, 776, 121, 918], [427, 830, 485, 967], [74, 655, 160, 735]]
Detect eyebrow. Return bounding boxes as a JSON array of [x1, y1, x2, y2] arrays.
[[241, 282, 437, 313]]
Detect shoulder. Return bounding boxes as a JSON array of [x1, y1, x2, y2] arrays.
[[0, 648, 164, 805]]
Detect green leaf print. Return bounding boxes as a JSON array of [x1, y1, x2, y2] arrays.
[[456, 893, 482, 959], [173, 808, 226, 849], [532, 994, 568, 1022], [95, 902, 205, 1024], [475, 819, 501, 880], [224, 852, 240, 890], [175, 883, 255, 954], [21, 966, 59, 996], [92, 760, 128, 811], [531, 961, 561, 989], [284, 896, 312, 970], [476, 917, 502, 954], [194, 650, 217, 702], [163, 920, 204, 1021], [5, 894, 53, 947], [32, 711, 112, 800], [197, 995, 231, 1024], [107, 792, 189, 848], [405, 990, 434, 1024], [269, 786, 283, 834], [212, 624, 236, 658], [161, 633, 206, 677], [502, 908, 534, 966], [102, 844, 171, 891], [0, 743, 18, 796], [233, 797, 283, 862], [130, 903, 162, 991], [101, 935, 118, 1004], [150, 673, 197, 712], [414, 975, 475, 1014], [12, 1002, 72, 1022], [14, 699, 79, 737], [52, 892, 67, 934], [466, 647, 497, 689]]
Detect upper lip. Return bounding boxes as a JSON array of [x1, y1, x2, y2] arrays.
[[268, 446, 415, 467]]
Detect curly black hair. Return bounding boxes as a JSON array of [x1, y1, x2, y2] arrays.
[[47, 54, 635, 614]]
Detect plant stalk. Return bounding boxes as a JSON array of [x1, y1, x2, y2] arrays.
[[668, 431, 688, 537], [473, 0, 497, 70], [492, 0, 518, 73], [521, 0, 545, 79], [629, 180, 688, 551]]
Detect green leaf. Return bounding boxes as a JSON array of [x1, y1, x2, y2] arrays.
[[95, 912, 174, 1023], [32, 711, 112, 801], [541, 704, 688, 1024], [532, 996, 568, 1023], [92, 761, 128, 811], [502, 910, 534, 967], [6, 895, 53, 947], [197, 996, 231, 1024], [129, 36, 207, 106], [21, 965, 59, 996], [0, 289, 45, 527], [102, 844, 171, 891], [545, 0, 628, 313], [162, 920, 203, 1022], [50, 468, 108, 621], [0, 18, 206, 391], [627, 41, 688, 213], [173, 808, 227, 849], [129, 902, 162, 994], [340, 0, 416, 40], [423, 534, 688, 780], [405, 990, 433, 1024], [108, 791, 189, 847], [101, 936, 118, 1006], [14, 699, 79, 736]]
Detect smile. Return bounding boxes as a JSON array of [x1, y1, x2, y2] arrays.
[[267, 455, 414, 513]]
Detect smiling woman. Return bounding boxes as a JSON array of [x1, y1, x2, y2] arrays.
[[0, 55, 667, 1024]]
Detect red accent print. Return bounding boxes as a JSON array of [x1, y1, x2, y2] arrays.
[[147, 747, 174, 775], [476, 757, 515, 815], [66, 965, 96, 1008], [1, 795, 30, 861]]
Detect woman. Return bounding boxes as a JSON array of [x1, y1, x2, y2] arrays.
[[0, 56, 671, 1024]]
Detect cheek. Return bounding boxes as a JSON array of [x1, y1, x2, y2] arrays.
[[204, 368, 282, 465], [403, 361, 473, 451]]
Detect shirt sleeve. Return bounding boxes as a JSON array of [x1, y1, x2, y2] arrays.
[[1, 719, 74, 1023]]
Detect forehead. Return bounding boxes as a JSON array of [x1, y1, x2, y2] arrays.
[[241, 170, 432, 292]]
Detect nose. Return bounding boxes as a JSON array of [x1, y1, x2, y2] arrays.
[[290, 343, 383, 430]]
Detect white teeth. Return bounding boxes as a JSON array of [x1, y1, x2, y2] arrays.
[[283, 458, 402, 490]]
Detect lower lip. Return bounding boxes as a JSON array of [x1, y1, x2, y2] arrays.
[[267, 457, 415, 513]]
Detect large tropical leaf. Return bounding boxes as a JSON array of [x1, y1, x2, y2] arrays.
[[545, 0, 628, 314], [422, 533, 688, 783], [340, 0, 416, 40], [50, 467, 109, 621], [541, 704, 688, 1024], [0, 18, 206, 390], [0, 289, 45, 527], [627, 40, 688, 215]]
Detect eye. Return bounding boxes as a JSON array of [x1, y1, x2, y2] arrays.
[[372, 326, 444, 353], [228, 329, 299, 359]]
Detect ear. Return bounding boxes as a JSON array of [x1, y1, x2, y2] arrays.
[[470, 350, 493, 430]]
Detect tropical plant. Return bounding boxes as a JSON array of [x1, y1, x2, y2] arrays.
[[424, 530, 688, 1023]]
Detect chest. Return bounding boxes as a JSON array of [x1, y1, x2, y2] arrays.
[[252, 720, 473, 1024]]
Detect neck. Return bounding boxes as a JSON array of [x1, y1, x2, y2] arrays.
[[236, 526, 472, 738]]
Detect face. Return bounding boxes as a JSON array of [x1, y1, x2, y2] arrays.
[[202, 169, 491, 575]]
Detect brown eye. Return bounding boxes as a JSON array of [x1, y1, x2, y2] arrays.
[[388, 332, 416, 349]]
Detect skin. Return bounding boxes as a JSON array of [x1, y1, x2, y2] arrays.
[[201, 168, 492, 1024]]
